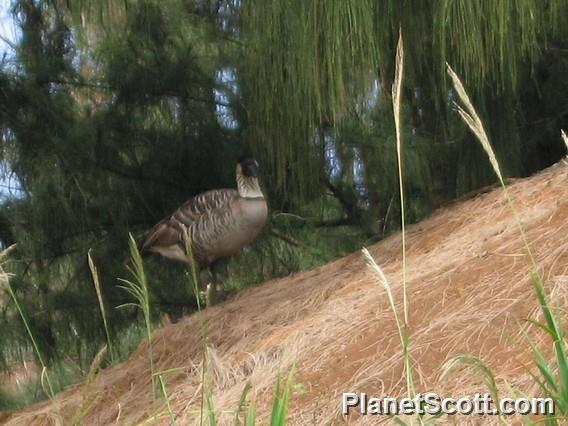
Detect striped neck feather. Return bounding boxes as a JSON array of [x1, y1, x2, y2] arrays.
[[236, 175, 264, 198]]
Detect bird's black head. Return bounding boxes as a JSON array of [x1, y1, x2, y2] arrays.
[[237, 156, 261, 177]]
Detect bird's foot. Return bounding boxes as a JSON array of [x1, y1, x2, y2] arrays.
[[202, 283, 226, 307]]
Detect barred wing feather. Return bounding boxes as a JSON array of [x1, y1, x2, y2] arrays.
[[140, 189, 238, 260]]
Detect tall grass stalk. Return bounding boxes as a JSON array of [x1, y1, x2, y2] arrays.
[[182, 230, 213, 425], [0, 245, 55, 399], [72, 345, 108, 424], [157, 375, 176, 425], [440, 355, 503, 423], [183, 230, 202, 312], [391, 31, 417, 409], [88, 250, 115, 364], [364, 31, 417, 425], [562, 129, 568, 153], [392, 30, 409, 327], [180, 231, 296, 425], [362, 249, 404, 348], [234, 382, 252, 424], [446, 64, 537, 269], [447, 64, 567, 421], [118, 234, 157, 421]]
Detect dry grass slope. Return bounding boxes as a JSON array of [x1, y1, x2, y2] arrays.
[[2, 160, 568, 425]]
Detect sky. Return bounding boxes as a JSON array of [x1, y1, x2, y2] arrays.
[[0, 0, 23, 200], [0, 0, 16, 58]]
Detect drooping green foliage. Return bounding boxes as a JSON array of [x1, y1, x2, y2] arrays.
[[241, 0, 378, 204], [241, 0, 568, 206]]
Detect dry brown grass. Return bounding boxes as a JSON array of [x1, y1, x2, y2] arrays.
[[0, 361, 41, 395], [1, 161, 567, 425]]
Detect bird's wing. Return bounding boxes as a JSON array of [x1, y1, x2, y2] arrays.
[[177, 189, 239, 219], [141, 189, 238, 254]]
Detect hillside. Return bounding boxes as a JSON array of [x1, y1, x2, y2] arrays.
[[2, 160, 567, 425]]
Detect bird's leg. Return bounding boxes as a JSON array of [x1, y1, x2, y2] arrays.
[[196, 269, 212, 307], [207, 258, 228, 305]]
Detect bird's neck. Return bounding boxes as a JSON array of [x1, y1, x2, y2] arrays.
[[237, 175, 264, 199]]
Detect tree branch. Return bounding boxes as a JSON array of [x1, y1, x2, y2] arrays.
[[35, 77, 233, 108], [269, 228, 303, 247]]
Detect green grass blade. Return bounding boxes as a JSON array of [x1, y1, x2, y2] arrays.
[[158, 375, 176, 425], [233, 382, 252, 425], [88, 250, 115, 364], [0, 246, 55, 399], [245, 399, 256, 426], [205, 389, 217, 426], [269, 366, 295, 426], [120, 233, 157, 420]]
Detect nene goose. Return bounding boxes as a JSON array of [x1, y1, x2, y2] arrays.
[[140, 157, 267, 303]]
